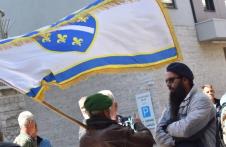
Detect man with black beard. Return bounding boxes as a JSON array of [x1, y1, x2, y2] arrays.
[[155, 62, 216, 147], [169, 81, 187, 122]]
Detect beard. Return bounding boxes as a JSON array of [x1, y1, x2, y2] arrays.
[[169, 82, 187, 122]]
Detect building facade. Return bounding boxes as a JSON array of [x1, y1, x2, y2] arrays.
[[0, 0, 226, 146]]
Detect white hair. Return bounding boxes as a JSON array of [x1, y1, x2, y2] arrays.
[[18, 111, 34, 128], [98, 90, 115, 100], [78, 96, 87, 109]]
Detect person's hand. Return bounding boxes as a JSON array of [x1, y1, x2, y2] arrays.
[[133, 113, 141, 123]]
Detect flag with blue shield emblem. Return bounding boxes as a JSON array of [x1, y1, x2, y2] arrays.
[[0, 0, 181, 101]]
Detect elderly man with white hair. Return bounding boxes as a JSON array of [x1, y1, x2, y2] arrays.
[[78, 90, 118, 140], [80, 93, 155, 147], [98, 90, 118, 121], [14, 111, 37, 147]]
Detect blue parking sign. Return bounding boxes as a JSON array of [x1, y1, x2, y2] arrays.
[[141, 106, 151, 118]]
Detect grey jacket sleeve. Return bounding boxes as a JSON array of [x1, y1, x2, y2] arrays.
[[155, 108, 175, 146], [167, 94, 215, 138]]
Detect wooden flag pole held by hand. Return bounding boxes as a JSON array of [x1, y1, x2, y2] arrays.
[[35, 99, 87, 129]]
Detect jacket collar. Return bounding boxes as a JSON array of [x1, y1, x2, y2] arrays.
[[180, 85, 197, 107], [184, 85, 197, 101], [86, 116, 117, 130]]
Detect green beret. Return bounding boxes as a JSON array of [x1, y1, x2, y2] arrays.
[[84, 93, 113, 112]]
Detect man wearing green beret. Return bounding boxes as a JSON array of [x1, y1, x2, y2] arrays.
[[79, 93, 155, 147]]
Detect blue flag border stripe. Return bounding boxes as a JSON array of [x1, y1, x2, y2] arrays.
[[27, 47, 178, 98]]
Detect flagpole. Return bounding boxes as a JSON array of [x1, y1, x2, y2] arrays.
[[35, 100, 87, 129]]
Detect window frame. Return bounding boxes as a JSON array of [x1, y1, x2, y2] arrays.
[[202, 0, 215, 11], [161, 0, 177, 9]]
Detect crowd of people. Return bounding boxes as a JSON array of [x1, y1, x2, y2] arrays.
[[78, 62, 226, 147], [0, 62, 226, 147]]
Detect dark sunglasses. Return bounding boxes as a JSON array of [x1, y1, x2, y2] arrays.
[[165, 76, 181, 84]]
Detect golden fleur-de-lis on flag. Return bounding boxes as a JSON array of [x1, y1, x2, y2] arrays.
[[77, 17, 89, 22], [57, 34, 67, 43], [41, 33, 51, 43], [72, 37, 83, 46]]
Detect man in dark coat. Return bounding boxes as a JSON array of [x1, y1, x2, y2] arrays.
[[79, 93, 155, 147]]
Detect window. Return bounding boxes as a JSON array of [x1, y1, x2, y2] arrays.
[[162, 0, 176, 8], [202, 0, 215, 11]]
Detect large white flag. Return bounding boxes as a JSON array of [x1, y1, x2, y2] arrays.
[[0, 0, 181, 101]]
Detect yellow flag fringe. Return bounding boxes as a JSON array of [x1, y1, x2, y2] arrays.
[[34, 55, 180, 101]]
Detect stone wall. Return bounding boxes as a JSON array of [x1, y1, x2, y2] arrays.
[[0, 82, 26, 142]]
